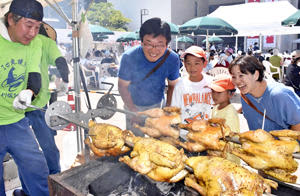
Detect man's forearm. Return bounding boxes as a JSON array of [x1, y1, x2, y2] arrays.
[[291, 123, 300, 132], [166, 85, 175, 107], [118, 83, 137, 112]]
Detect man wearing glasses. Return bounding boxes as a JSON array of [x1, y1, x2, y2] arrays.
[[118, 17, 180, 136]]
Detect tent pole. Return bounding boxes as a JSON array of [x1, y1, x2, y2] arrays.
[[244, 36, 247, 52], [44, 0, 72, 26], [206, 30, 209, 51], [235, 35, 238, 53], [71, 0, 84, 155], [259, 34, 263, 52], [175, 35, 178, 51]]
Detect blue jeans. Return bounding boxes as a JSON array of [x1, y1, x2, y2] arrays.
[[0, 118, 49, 196], [25, 109, 61, 174]]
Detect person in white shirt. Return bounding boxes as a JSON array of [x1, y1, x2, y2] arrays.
[[171, 46, 213, 138]]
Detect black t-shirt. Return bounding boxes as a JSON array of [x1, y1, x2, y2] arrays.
[[284, 63, 300, 90]]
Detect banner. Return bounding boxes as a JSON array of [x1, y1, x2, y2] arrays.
[[263, 35, 276, 48]]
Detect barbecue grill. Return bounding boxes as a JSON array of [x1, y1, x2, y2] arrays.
[[39, 90, 300, 196], [48, 156, 199, 196], [48, 155, 300, 196]]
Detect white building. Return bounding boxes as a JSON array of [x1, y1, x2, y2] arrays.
[[109, 0, 300, 52]]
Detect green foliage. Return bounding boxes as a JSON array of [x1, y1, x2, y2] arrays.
[[87, 2, 131, 31]]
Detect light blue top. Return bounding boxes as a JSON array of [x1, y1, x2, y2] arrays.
[[242, 81, 300, 131]]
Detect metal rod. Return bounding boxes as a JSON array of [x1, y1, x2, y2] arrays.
[[104, 106, 138, 116], [184, 164, 193, 173], [71, 0, 82, 154], [262, 109, 266, 130], [25, 104, 47, 112], [56, 114, 89, 130], [44, 0, 72, 26]]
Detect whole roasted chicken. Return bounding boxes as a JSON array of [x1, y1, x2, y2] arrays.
[[84, 121, 130, 157], [184, 156, 278, 196], [176, 118, 232, 152], [231, 129, 300, 183], [134, 107, 181, 139], [119, 130, 188, 182]]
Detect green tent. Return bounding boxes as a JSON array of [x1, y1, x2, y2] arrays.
[[116, 32, 140, 42], [166, 22, 179, 34], [202, 36, 223, 44], [179, 16, 238, 35], [282, 10, 300, 26], [176, 36, 194, 43], [89, 24, 114, 35]]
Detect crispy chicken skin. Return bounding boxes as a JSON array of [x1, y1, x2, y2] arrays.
[[232, 129, 300, 183], [84, 120, 130, 157], [269, 129, 300, 140], [176, 118, 232, 152], [184, 156, 278, 196], [119, 130, 188, 182], [135, 107, 181, 139]]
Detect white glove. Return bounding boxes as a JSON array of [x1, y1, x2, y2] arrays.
[[13, 89, 33, 110], [57, 82, 68, 94]]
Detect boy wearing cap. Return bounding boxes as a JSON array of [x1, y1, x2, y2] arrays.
[[171, 46, 213, 137], [208, 76, 239, 133], [0, 0, 49, 196], [208, 75, 240, 164]]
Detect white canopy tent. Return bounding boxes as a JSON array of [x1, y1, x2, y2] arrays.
[[0, 0, 65, 18], [208, 1, 300, 37]]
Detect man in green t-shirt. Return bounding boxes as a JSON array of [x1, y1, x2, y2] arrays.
[[269, 48, 283, 80], [0, 0, 49, 196], [23, 26, 69, 175]]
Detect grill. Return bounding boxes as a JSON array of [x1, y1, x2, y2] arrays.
[[48, 155, 300, 196], [48, 156, 198, 196]]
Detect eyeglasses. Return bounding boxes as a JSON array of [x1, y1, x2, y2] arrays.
[[143, 43, 166, 50]]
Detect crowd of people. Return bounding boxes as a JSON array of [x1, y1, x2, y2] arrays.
[[118, 17, 300, 153], [80, 48, 119, 88], [1, 1, 300, 196]]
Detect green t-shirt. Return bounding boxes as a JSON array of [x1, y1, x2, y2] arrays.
[[269, 55, 282, 79], [0, 35, 42, 125], [26, 34, 62, 111]]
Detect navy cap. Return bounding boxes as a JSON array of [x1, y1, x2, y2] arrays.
[[9, 0, 43, 21]]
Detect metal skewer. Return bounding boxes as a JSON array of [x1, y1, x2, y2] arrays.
[[25, 104, 47, 112], [262, 109, 266, 130]]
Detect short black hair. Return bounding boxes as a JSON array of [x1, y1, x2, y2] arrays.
[[229, 55, 265, 82], [139, 17, 171, 44]]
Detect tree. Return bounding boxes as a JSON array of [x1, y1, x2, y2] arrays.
[[86, 2, 131, 31]]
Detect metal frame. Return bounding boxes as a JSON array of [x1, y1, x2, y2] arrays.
[[44, 0, 84, 155]]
